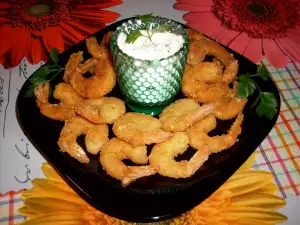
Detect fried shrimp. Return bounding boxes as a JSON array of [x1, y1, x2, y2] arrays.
[[149, 132, 210, 178], [34, 82, 82, 121], [187, 114, 244, 153], [187, 39, 235, 67], [187, 41, 206, 66], [63, 51, 83, 82], [112, 112, 173, 146], [75, 97, 126, 124], [213, 83, 248, 120], [222, 60, 239, 84], [53, 83, 83, 105], [100, 31, 113, 47], [57, 117, 94, 163], [100, 138, 158, 187], [85, 124, 109, 155], [58, 117, 109, 163], [68, 54, 116, 99], [86, 37, 110, 60], [182, 69, 230, 103], [183, 62, 223, 83], [159, 99, 214, 132], [186, 28, 207, 41], [77, 58, 98, 74]]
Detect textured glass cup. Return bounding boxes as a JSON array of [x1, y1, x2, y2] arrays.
[[110, 16, 189, 115]]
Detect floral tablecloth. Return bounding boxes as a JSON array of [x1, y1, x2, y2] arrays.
[[0, 0, 299, 224]]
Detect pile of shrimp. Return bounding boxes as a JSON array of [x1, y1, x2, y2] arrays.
[[33, 29, 247, 187]]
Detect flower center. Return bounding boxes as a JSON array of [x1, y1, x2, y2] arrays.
[[213, 0, 299, 39], [28, 3, 54, 17], [247, 2, 265, 15], [9, 0, 71, 32]]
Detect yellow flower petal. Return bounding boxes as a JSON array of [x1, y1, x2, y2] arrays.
[[238, 154, 255, 171], [230, 192, 286, 210], [22, 179, 82, 204], [256, 183, 279, 195], [227, 170, 273, 184], [228, 219, 270, 225], [18, 213, 85, 225], [224, 171, 274, 196], [18, 206, 38, 219], [222, 206, 287, 224], [23, 197, 82, 215], [41, 163, 65, 182]]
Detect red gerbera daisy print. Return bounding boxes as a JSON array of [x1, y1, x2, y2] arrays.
[[174, 0, 300, 68], [0, 0, 122, 69]]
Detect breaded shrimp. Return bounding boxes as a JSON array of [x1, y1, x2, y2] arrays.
[[86, 37, 110, 60], [53, 83, 83, 105], [213, 82, 248, 120], [63, 51, 83, 83], [159, 99, 214, 132], [222, 60, 239, 84], [187, 39, 235, 67], [182, 69, 231, 103], [186, 28, 207, 41], [34, 82, 83, 121], [75, 97, 126, 124], [100, 31, 113, 47], [187, 114, 244, 153], [212, 57, 224, 70], [100, 138, 158, 187], [77, 58, 98, 74], [68, 55, 116, 99], [187, 39, 238, 84], [183, 62, 223, 83], [57, 117, 94, 163], [57, 117, 109, 163], [187, 41, 206, 66], [85, 124, 109, 155], [112, 112, 173, 146], [149, 132, 210, 178]]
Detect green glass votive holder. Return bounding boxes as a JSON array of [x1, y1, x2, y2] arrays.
[[110, 16, 189, 115]]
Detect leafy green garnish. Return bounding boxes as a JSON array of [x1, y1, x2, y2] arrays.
[[137, 13, 153, 23], [237, 65, 278, 119], [237, 73, 256, 98], [125, 13, 170, 44], [256, 92, 278, 119], [50, 48, 59, 64], [25, 48, 64, 97], [125, 30, 143, 44]]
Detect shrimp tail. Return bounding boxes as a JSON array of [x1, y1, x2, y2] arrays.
[[136, 131, 174, 147], [187, 145, 211, 175], [228, 113, 244, 138], [63, 51, 83, 83], [86, 37, 110, 60], [34, 82, 50, 105], [75, 102, 103, 124], [222, 60, 239, 84], [58, 140, 90, 164], [190, 102, 214, 123], [122, 165, 159, 187]]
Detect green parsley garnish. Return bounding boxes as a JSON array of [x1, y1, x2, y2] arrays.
[[25, 48, 64, 97], [125, 13, 170, 44], [237, 65, 278, 120], [126, 30, 144, 44]]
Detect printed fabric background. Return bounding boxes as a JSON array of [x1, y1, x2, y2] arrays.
[[0, 0, 122, 69]]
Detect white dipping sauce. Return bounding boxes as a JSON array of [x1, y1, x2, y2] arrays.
[[117, 30, 184, 60]]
